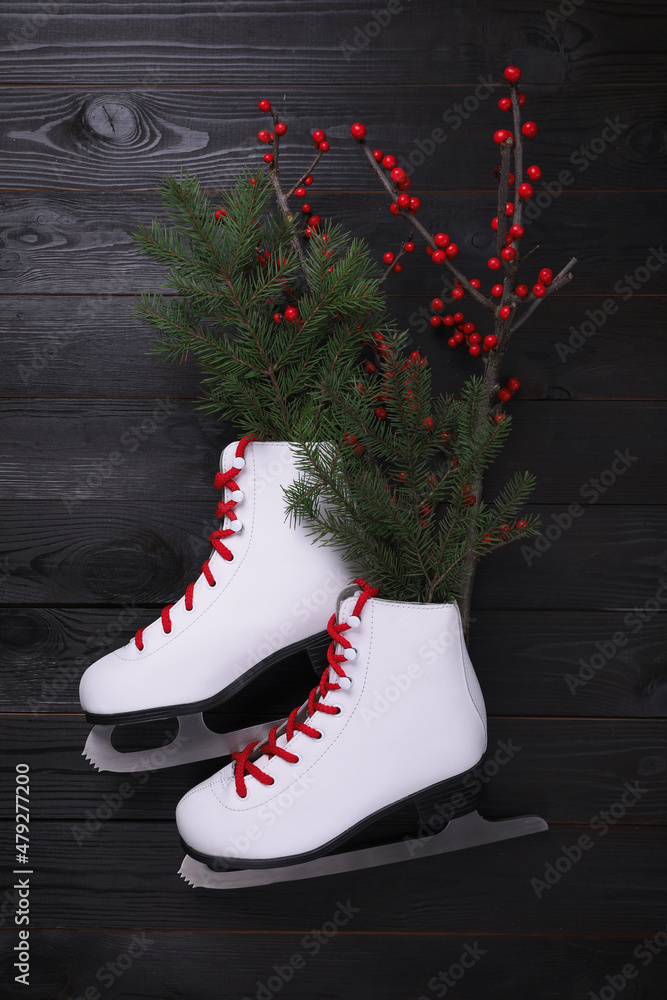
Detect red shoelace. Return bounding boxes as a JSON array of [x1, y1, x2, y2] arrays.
[[232, 578, 379, 798], [134, 437, 254, 652]]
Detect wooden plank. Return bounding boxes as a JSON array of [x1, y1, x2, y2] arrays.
[[1, 716, 664, 823], [0, 191, 664, 295], [2, 294, 666, 401], [1, 502, 665, 608], [0, 820, 663, 932], [2, 930, 667, 1000], [0, 399, 663, 502], [3, 608, 664, 718], [0, 1, 665, 86], [0, 86, 662, 192]]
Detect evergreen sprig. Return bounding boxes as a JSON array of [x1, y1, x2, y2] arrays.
[[133, 169, 389, 440], [284, 331, 540, 604]]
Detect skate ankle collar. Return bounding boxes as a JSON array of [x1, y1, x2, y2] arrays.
[[231, 578, 378, 798], [134, 436, 255, 652]]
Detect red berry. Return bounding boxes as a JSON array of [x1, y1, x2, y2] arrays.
[[364, 361, 376, 374], [301, 203, 311, 214], [295, 187, 306, 198], [504, 65, 521, 82], [409, 351, 422, 363], [453, 330, 464, 343], [443, 314, 455, 326], [308, 215, 320, 228], [393, 262, 403, 272], [319, 141, 330, 152], [470, 278, 481, 289], [484, 334, 498, 349], [312, 129, 326, 144], [372, 149, 383, 162], [453, 312, 464, 323], [434, 232, 449, 248], [515, 284, 528, 297], [469, 332, 482, 345], [382, 154, 397, 170], [258, 99, 271, 112], [431, 298, 444, 312], [494, 129, 512, 144], [273, 312, 282, 323], [397, 193, 410, 209], [445, 243, 458, 258], [383, 251, 395, 265], [422, 417, 434, 430], [448, 336, 458, 348], [527, 164, 542, 181], [507, 377, 520, 391], [488, 257, 501, 270], [516, 519, 528, 529], [214, 208, 227, 220], [432, 250, 446, 264], [505, 233, 514, 246], [304, 175, 313, 186], [350, 122, 367, 139], [274, 121, 287, 136], [501, 247, 516, 261], [508, 173, 515, 187], [390, 167, 407, 183], [390, 202, 400, 215], [375, 407, 387, 420], [518, 182, 534, 199], [498, 388, 512, 402], [498, 97, 511, 112], [263, 153, 274, 163], [284, 306, 299, 321], [462, 321, 476, 333], [469, 344, 482, 357], [499, 305, 510, 320], [493, 414, 505, 425], [491, 283, 504, 297], [431, 315, 443, 328], [397, 177, 411, 191], [491, 216, 498, 231], [452, 287, 464, 300], [258, 130, 271, 143], [426, 245, 433, 255], [409, 197, 421, 213], [509, 223, 525, 238], [522, 121, 538, 138], [539, 268, 553, 285], [532, 282, 546, 298], [404, 241, 415, 253], [518, 93, 526, 107], [505, 202, 514, 216]]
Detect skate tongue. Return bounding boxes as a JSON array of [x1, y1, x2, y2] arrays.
[[335, 584, 362, 618]]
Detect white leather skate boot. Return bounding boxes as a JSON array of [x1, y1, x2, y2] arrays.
[[177, 579, 547, 888], [80, 438, 350, 772]]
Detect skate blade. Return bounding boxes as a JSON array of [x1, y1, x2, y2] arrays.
[[178, 809, 548, 889], [82, 713, 283, 773]]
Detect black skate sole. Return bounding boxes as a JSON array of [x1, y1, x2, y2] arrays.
[[181, 757, 485, 872], [85, 629, 332, 725]]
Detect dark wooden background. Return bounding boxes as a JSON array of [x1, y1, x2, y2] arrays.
[[1, 1, 666, 997]]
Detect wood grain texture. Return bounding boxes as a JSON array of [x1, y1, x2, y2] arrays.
[[1, 502, 665, 608], [1, 191, 665, 295], [0, 820, 664, 932], [2, 930, 667, 1000], [2, 294, 667, 401], [3, 607, 665, 717], [0, 400, 663, 502], [0, 86, 663, 192], [1, 716, 665, 823], [0, 1, 666, 86]]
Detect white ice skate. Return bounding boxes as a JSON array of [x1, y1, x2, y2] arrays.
[[177, 579, 547, 888], [80, 439, 349, 772]]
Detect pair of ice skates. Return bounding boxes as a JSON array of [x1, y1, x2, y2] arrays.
[[80, 439, 546, 889]]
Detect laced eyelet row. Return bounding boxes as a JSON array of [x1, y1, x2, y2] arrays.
[[134, 437, 254, 652], [232, 579, 378, 798]]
